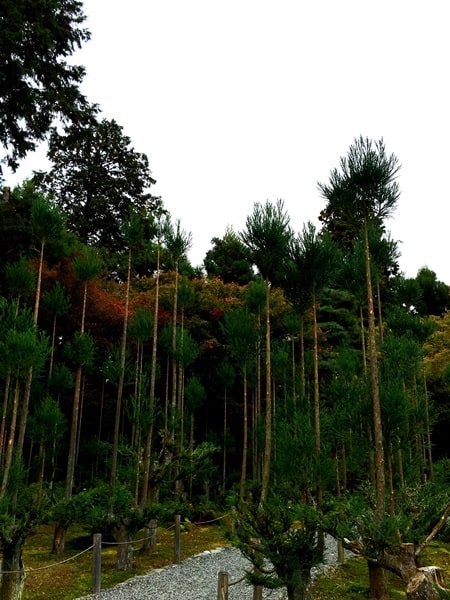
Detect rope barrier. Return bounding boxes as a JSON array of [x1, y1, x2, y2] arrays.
[[0, 513, 230, 576], [228, 573, 246, 586], [0, 545, 94, 575]]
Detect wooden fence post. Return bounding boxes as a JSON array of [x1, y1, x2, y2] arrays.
[[148, 518, 157, 552], [175, 514, 181, 564], [253, 583, 263, 600], [253, 567, 263, 600], [217, 571, 229, 599], [93, 533, 102, 594]]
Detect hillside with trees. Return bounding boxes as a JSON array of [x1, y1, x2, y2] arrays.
[[1, 3, 450, 600]]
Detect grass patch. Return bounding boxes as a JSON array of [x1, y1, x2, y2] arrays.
[[19, 526, 450, 600], [312, 541, 450, 599], [22, 520, 229, 600]]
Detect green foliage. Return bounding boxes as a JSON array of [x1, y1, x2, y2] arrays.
[[324, 481, 450, 557], [43, 280, 71, 317], [0, 0, 90, 172], [64, 331, 95, 370], [73, 245, 103, 282], [231, 492, 323, 596], [204, 227, 254, 284], [4, 257, 36, 301], [220, 306, 257, 371], [31, 192, 65, 244], [0, 321, 49, 377], [0, 460, 51, 546], [35, 116, 159, 252], [319, 136, 401, 242], [184, 375, 206, 412], [241, 198, 292, 283], [28, 396, 66, 446], [164, 217, 193, 268]]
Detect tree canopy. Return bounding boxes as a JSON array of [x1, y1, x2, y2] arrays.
[[0, 0, 90, 175], [34, 115, 159, 252]]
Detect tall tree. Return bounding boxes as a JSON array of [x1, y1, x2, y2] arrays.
[[204, 226, 254, 284], [35, 115, 159, 252], [415, 267, 450, 316], [221, 307, 257, 499], [164, 218, 192, 441], [64, 246, 101, 504], [16, 188, 65, 456], [140, 210, 167, 506], [110, 210, 143, 490], [319, 135, 401, 599], [0, 0, 90, 174], [288, 222, 338, 510], [241, 199, 292, 503]]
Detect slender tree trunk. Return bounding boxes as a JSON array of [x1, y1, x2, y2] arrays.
[[141, 245, 160, 506], [17, 241, 45, 459], [423, 376, 434, 481], [359, 304, 367, 375], [0, 372, 12, 467], [364, 219, 385, 517], [48, 315, 57, 383], [260, 278, 272, 504], [222, 385, 227, 492], [376, 281, 384, 343], [65, 280, 88, 500], [364, 218, 387, 600], [1, 378, 21, 496], [171, 264, 179, 441], [240, 370, 248, 501], [111, 248, 132, 489]]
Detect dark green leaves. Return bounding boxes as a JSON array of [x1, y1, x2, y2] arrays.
[[0, 0, 90, 172]]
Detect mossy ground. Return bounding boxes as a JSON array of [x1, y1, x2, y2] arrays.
[[22, 521, 228, 600], [311, 541, 450, 599], [20, 526, 450, 600]]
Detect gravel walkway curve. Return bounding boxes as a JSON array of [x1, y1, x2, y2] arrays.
[[76, 537, 343, 600]]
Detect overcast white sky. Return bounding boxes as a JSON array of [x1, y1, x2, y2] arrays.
[[6, 1, 450, 283]]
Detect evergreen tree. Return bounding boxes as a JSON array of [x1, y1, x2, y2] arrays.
[[35, 115, 159, 252], [319, 136, 401, 599], [241, 199, 292, 503], [0, 0, 90, 174]]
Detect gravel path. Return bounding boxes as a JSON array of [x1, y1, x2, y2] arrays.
[[76, 536, 344, 600]]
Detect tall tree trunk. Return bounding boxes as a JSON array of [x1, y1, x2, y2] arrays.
[[423, 376, 434, 481], [65, 280, 88, 499], [364, 218, 387, 599], [16, 240, 45, 459], [260, 278, 272, 504], [0, 372, 12, 467], [141, 244, 160, 506], [240, 370, 248, 501], [111, 247, 132, 489], [1, 378, 21, 496], [222, 384, 227, 492], [0, 536, 26, 600], [170, 264, 179, 441]]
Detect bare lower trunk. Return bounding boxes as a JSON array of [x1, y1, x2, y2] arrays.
[[368, 561, 389, 599], [286, 571, 312, 600], [52, 521, 67, 555], [113, 523, 134, 570], [140, 518, 157, 554], [1, 539, 26, 600]]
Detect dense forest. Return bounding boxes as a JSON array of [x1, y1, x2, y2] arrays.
[[1, 3, 450, 600]]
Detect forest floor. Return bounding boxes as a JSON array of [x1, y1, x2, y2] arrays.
[[18, 522, 450, 599]]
